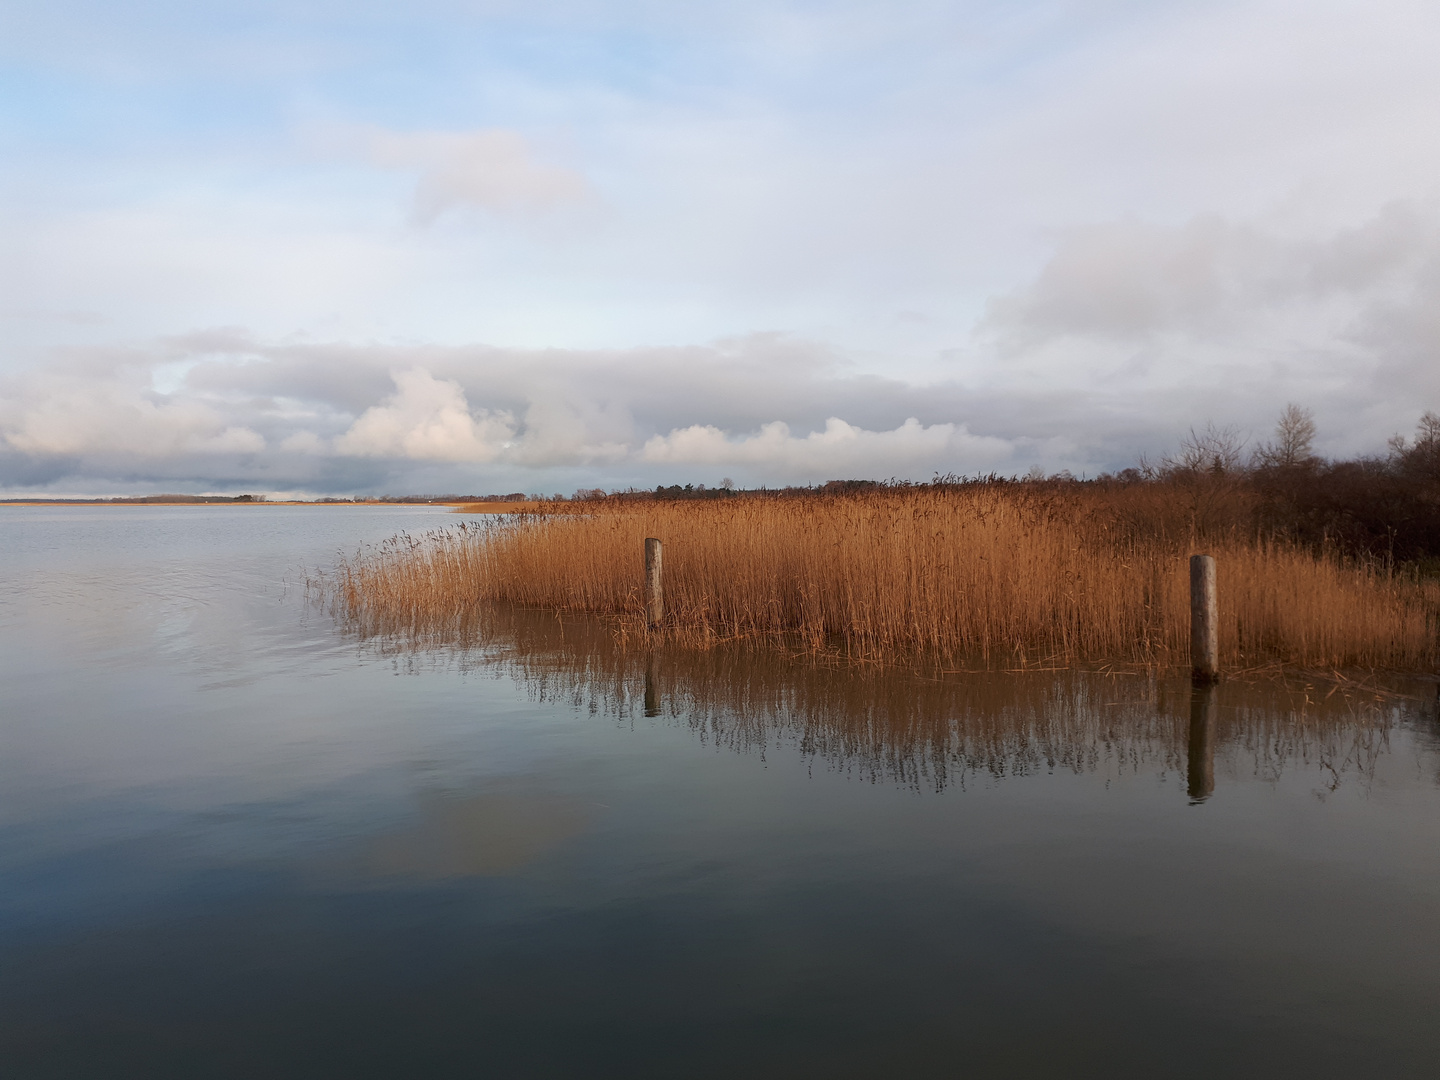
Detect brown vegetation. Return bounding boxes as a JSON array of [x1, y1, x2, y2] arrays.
[[330, 479, 1440, 673]]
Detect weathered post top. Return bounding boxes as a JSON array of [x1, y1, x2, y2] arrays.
[[1189, 553, 1219, 684], [644, 537, 663, 630]]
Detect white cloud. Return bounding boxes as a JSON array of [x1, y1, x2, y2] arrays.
[[0, 365, 265, 458], [361, 127, 590, 224], [334, 368, 516, 462], [507, 394, 633, 467], [642, 417, 1016, 476]]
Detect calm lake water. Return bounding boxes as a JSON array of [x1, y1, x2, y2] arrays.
[[3, 506, 1439, 1078]]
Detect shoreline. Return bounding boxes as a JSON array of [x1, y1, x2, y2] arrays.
[[2, 500, 555, 513]]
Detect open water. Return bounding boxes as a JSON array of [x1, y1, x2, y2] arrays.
[[2, 506, 1439, 1078]]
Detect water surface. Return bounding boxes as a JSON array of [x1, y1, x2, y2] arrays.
[[2, 507, 1439, 1078]]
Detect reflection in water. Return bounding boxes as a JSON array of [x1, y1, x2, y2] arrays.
[[337, 602, 1429, 798], [5, 508, 1440, 1078], [1187, 684, 1217, 803], [644, 651, 661, 718], [363, 788, 589, 880]]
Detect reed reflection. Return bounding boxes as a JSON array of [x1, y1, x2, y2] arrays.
[[334, 601, 1425, 796]]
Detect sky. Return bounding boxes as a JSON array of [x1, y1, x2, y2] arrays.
[[2, 0, 1439, 496]]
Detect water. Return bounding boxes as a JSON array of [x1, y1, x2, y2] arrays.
[[2, 507, 1439, 1078]]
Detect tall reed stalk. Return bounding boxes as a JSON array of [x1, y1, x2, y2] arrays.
[[331, 487, 1440, 671]]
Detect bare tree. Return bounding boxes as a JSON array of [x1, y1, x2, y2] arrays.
[[1253, 404, 1317, 468], [1391, 410, 1440, 478], [1418, 410, 1440, 446], [1164, 422, 1247, 476]]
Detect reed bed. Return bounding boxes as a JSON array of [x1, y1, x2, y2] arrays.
[[329, 486, 1440, 672]]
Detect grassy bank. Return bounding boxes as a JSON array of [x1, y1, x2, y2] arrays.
[[331, 483, 1440, 673]]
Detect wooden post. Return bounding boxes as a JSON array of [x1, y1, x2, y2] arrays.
[[644, 537, 663, 630], [1189, 553, 1218, 684], [1186, 682, 1217, 803]]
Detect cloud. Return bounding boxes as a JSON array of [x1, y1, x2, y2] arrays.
[[204, 426, 267, 453], [642, 417, 1016, 475], [982, 204, 1436, 350], [3, 214, 1439, 499], [278, 430, 324, 453], [334, 369, 516, 462], [360, 127, 590, 224], [0, 334, 1072, 493], [506, 394, 633, 467], [0, 363, 266, 459], [6, 0, 1440, 501], [967, 202, 1440, 441]]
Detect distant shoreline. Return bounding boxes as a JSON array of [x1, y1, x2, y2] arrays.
[[0, 499, 481, 508]]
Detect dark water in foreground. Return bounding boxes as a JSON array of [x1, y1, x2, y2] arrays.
[[2, 507, 1439, 1079]]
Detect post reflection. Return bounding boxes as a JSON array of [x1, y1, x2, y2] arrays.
[[644, 652, 661, 717], [1187, 683, 1218, 803]]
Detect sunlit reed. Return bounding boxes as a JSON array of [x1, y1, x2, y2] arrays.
[[327, 486, 1440, 672]]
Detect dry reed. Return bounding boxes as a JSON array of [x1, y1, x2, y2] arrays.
[[329, 486, 1440, 672]]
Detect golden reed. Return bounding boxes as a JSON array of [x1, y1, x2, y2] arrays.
[[331, 485, 1440, 672]]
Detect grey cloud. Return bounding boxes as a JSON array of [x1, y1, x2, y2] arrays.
[[983, 204, 1438, 351], [984, 218, 1246, 344], [0, 333, 1315, 496], [1304, 203, 1433, 294], [1351, 257, 1440, 408], [0, 333, 1104, 493], [970, 203, 1440, 458], [182, 334, 903, 439]]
